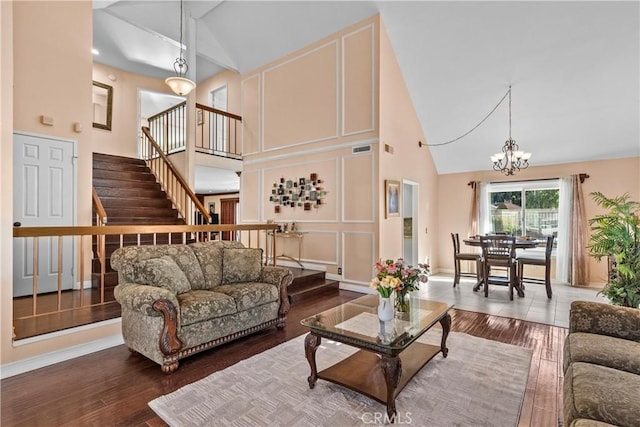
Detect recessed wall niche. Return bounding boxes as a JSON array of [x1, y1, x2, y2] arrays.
[[269, 173, 326, 213]]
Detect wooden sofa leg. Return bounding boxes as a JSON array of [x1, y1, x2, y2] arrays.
[[161, 361, 179, 374]]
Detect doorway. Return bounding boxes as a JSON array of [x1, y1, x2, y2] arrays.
[[402, 180, 419, 267], [13, 133, 76, 296], [220, 197, 239, 240]]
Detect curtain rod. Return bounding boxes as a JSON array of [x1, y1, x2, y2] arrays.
[[467, 173, 589, 187]]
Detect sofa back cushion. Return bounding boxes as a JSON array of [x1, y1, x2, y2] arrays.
[[222, 248, 263, 284], [188, 242, 224, 289], [111, 244, 205, 289], [132, 256, 191, 294]]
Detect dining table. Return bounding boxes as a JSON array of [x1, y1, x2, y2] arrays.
[[462, 237, 541, 295]]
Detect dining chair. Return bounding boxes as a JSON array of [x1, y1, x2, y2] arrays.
[[517, 235, 554, 299], [480, 235, 518, 300], [451, 233, 482, 288]]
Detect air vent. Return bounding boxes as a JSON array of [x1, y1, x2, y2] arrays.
[[352, 145, 371, 154]]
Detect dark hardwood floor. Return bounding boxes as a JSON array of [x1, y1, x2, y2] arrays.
[[1, 290, 566, 426]]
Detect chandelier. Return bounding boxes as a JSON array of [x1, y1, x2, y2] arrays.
[[165, 0, 196, 96], [491, 85, 530, 176]]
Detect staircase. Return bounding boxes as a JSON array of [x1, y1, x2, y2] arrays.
[[287, 268, 340, 303], [92, 153, 189, 292], [93, 153, 185, 225]]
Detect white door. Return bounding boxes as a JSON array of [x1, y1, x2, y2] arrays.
[[13, 133, 75, 296]]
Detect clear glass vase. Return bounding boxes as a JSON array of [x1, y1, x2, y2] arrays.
[[395, 290, 409, 313]]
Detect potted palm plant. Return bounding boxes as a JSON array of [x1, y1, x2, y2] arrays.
[[587, 192, 640, 308]]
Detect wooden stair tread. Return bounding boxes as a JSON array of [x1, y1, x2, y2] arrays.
[[285, 268, 339, 303]]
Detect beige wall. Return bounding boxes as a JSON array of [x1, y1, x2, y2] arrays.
[[436, 157, 640, 285], [378, 20, 439, 269], [239, 17, 380, 287], [92, 62, 173, 158], [2, 1, 122, 368], [196, 69, 241, 115], [1, 0, 16, 368]]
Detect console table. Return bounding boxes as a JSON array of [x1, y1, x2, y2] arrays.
[[266, 231, 306, 269]]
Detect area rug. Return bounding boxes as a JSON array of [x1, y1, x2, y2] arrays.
[[149, 331, 532, 426]]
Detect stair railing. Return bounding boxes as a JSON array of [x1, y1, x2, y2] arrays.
[[92, 187, 108, 291], [196, 103, 242, 159], [147, 101, 187, 154], [141, 126, 210, 225], [12, 223, 277, 340]]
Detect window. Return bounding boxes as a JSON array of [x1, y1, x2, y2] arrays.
[[485, 180, 559, 239]]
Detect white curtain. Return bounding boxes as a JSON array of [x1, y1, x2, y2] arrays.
[[557, 176, 573, 283], [478, 182, 490, 235]]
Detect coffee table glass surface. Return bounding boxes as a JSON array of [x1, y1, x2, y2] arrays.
[[301, 294, 452, 355]]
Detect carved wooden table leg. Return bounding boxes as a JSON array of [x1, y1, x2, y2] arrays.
[[380, 355, 402, 422], [439, 313, 451, 358], [305, 333, 321, 389]]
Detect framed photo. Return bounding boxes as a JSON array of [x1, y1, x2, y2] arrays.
[[385, 180, 401, 218]]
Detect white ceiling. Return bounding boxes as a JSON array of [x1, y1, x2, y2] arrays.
[[93, 1, 640, 191]]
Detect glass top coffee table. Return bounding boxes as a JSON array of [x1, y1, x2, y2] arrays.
[[300, 294, 453, 421]]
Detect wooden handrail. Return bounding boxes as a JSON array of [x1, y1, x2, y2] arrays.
[[148, 101, 187, 122], [141, 126, 210, 224], [92, 187, 108, 225], [196, 103, 242, 122], [13, 223, 277, 238]]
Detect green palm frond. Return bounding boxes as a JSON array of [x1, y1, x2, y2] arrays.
[[588, 192, 640, 308]]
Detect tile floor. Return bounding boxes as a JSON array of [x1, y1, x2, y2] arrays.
[[415, 274, 607, 328]]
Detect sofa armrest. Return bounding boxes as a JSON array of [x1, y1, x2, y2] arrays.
[[114, 283, 180, 317], [569, 300, 640, 342], [261, 265, 293, 316]]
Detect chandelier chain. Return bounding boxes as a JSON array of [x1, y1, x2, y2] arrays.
[[424, 86, 511, 147]]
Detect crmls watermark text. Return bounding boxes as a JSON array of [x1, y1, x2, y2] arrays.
[[360, 412, 412, 424]]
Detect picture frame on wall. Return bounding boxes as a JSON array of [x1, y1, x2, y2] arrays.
[[92, 81, 113, 131], [385, 180, 401, 218]]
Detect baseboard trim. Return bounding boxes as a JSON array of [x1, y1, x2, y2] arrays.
[[338, 282, 370, 294], [2, 322, 124, 379]]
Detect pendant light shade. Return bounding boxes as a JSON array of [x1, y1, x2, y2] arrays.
[[166, 0, 195, 96]]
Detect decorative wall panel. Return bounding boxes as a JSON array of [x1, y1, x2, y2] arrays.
[[263, 42, 338, 150], [241, 74, 260, 155], [342, 231, 375, 284], [342, 24, 375, 136], [342, 152, 375, 223], [241, 171, 260, 222]]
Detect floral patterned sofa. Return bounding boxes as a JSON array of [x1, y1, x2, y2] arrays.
[[563, 301, 640, 426], [111, 241, 293, 373]]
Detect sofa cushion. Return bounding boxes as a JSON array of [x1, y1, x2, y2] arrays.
[[189, 242, 224, 290], [177, 290, 237, 326], [564, 332, 640, 375], [111, 244, 205, 290], [222, 248, 263, 284], [215, 282, 278, 311], [564, 362, 640, 427], [132, 256, 191, 294]]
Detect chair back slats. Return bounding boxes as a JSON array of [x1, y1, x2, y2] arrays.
[[544, 235, 555, 260], [480, 235, 516, 261], [451, 233, 461, 254]]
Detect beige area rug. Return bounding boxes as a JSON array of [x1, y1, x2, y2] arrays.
[[149, 331, 532, 427]]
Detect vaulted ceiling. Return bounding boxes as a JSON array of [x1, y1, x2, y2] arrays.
[[93, 1, 639, 180]]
